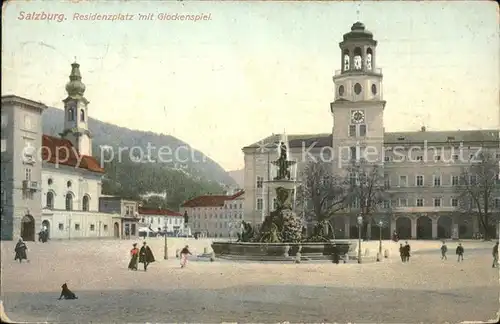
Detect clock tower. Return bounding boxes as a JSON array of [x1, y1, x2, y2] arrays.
[[60, 62, 92, 156], [330, 22, 386, 172]]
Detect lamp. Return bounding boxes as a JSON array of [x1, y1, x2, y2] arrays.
[[357, 215, 363, 264]]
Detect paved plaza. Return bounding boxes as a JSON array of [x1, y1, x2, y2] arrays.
[[1, 238, 498, 323]]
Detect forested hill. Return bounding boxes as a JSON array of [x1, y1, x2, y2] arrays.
[[42, 107, 236, 208]]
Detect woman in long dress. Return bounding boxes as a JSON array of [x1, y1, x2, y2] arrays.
[[128, 243, 139, 270], [14, 239, 28, 263]]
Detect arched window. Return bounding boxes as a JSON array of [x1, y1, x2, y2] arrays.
[[68, 108, 74, 121], [353, 47, 363, 70], [343, 49, 350, 71], [80, 109, 85, 122], [366, 48, 373, 70], [46, 192, 54, 209], [82, 195, 89, 211], [65, 193, 73, 211]]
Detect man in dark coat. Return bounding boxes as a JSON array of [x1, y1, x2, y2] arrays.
[[404, 241, 411, 262], [139, 242, 155, 271], [14, 239, 28, 263], [456, 243, 464, 262], [399, 243, 405, 262]]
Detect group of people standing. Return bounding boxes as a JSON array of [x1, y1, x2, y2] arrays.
[[399, 241, 411, 262], [127, 243, 193, 271], [440, 242, 465, 262], [128, 242, 156, 271]]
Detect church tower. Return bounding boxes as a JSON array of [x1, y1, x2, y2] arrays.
[[60, 62, 92, 156], [330, 22, 386, 172]]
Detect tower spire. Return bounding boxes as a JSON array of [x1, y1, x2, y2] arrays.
[[65, 62, 86, 97]]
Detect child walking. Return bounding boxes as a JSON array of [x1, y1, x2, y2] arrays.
[[180, 245, 192, 268]]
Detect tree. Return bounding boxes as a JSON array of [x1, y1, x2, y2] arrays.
[[455, 151, 500, 240], [296, 161, 349, 239], [345, 160, 387, 240]]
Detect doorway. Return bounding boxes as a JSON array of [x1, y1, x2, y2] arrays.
[[21, 214, 35, 241], [114, 222, 120, 238], [42, 220, 51, 239]]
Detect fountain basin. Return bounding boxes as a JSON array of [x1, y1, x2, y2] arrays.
[[264, 179, 300, 191], [211, 241, 356, 262]]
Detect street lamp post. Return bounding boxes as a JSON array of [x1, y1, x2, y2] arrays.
[[357, 215, 363, 264], [163, 222, 168, 260], [378, 220, 383, 255]]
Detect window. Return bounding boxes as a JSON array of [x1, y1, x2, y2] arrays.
[[383, 200, 391, 208], [90, 224, 95, 231], [256, 176, 264, 189], [239, 203, 242, 209], [103, 224, 108, 231], [433, 175, 441, 187], [416, 198, 424, 207], [67, 181, 72, 188], [349, 172, 357, 186], [58, 223, 64, 230], [496, 153, 500, 159], [451, 198, 458, 207], [65, 193, 73, 211], [399, 175, 407, 187], [23, 191, 34, 200], [68, 108, 74, 121], [74, 223, 80, 231], [452, 154, 459, 160], [350, 146, 357, 160], [126, 206, 130, 215], [416, 175, 424, 187], [48, 178, 53, 185], [469, 175, 477, 185], [452, 176, 459, 186], [416, 156, 423, 161], [384, 173, 390, 189], [82, 195, 89, 211], [384, 156, 391, 162], [434, 155, 441, 161], [399, 198, 407, 207], [359, 124, 367, 137], [229, 204, 232, 209], [25, 168, 32, 181], [273, 198, 278, 210], [257, 198, 263, 210], [46, 192, 54, 209], [351, 197, 360, 209], [349, 125, 356, 137], [80, 109, 85, 122], [433, 198, 441, 207]]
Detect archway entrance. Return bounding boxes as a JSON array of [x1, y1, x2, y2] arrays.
[[396, 217, 411, 239], [113, 222, 120, 238], [417, 216, 433, 239], [42, 220, 50, 239], [21, 215, 35, 241], [437, 215, 452, 239]]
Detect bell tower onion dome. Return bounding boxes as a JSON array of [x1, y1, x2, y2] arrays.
[[65, 63, 86, 97]]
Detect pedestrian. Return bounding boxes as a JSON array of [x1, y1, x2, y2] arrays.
[[404, 241, 411, 262], [180, 245, 192, 268], [139, 241, 155, 271], [492, 241, 499, 268], [14, 238, 28, 263], [456, 243, 464, 262], [440, 241, 448, 260], [399, 243, 405, 262], [128, 243, 139, 270]]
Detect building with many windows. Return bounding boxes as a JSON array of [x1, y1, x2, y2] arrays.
[[1, 63, 117, 241], [180, 190, 244, 238], [138, 207, 184, 234], [242, 22, 500, 240]]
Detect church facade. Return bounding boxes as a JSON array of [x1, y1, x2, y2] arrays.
[[1, 63, 117, 241], [242, 22, 500, 240]]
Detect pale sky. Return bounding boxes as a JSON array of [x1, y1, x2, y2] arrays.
[[2, 1, 499, 171]]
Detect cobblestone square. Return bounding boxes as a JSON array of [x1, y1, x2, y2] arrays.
[[1, 239, 498, 323]]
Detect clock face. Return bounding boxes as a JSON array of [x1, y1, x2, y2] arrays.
[[351, 110, 365, 124]]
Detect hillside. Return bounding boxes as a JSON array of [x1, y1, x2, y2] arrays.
[[228, 169, 245, 188], [42, 107, 236, 208]]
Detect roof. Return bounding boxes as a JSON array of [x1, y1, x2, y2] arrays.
[[181, 190, 245, 208], [244, 130, 500, 151], [1, 95, 48, 111], [42, 135, 105, 173], [138, 207, 182, 217]]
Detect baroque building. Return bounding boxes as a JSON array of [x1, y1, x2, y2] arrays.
[[242, 22, 500, 240], [1, 62, 118, 241]]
